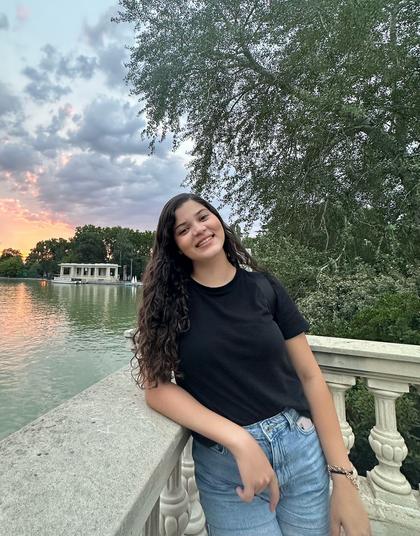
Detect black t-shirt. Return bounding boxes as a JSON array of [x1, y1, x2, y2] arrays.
[[177, 268, 310, 445]]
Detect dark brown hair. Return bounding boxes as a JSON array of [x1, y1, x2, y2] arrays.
[[132, 193, 260, 388]]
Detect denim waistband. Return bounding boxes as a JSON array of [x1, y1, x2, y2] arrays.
[[243, 407, 302, 442]]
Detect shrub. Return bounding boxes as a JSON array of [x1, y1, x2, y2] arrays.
[[297, 265, 418, 339], [349, 293, 420, 345]]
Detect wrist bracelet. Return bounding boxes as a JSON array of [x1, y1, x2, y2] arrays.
[[327, 464, 360, 490]]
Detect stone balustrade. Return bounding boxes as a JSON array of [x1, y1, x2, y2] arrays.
[[1, 333, 419, 535], [309, 336, 420, 535]]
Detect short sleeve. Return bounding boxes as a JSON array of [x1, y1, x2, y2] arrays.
[[269, 276, 310, 339]]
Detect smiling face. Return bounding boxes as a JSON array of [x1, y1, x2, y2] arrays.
[[173, 199, 226, 264]]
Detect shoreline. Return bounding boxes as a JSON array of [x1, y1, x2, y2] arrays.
[[0, 276, 141, 286]]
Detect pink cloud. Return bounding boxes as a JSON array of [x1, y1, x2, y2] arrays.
[[25, 171, 38, 185], [16, 4, 30, 23], [0, 198, 74, 257], [0, 198, 69, 226]]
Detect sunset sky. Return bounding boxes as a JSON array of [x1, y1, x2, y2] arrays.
[[0, 1, 193, 257]]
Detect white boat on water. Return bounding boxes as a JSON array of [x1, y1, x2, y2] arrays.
[[125, 275, 142, 286], [52, 277, 86, 284]]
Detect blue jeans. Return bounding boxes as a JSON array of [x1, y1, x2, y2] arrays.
[[192, 408, 330, 536]]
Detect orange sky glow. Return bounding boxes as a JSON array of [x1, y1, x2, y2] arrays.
[[0, 199, 75, 259]]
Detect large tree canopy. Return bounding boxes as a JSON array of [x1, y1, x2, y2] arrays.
[[25, 239, 71, 277], [116, 0, 419, 263]]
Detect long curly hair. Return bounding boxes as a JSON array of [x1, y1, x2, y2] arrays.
[[132, 193, 261, 388]]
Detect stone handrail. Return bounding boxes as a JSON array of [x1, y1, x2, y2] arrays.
[[309, 335, 420, 384], [0, 367, 191, 536], [308, 335, 420, 536], [1, 333, 419, 535]]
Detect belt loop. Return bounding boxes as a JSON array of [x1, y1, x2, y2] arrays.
[[282, 408, 298, 429]]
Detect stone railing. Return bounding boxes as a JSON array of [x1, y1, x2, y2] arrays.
[[124, 332, 420, 536], [1, 334, 419, 535], [0, 366, 199, 536], [310, 336, 420, 535]]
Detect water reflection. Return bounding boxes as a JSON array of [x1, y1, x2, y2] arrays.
[[0, 280, 140, 440]]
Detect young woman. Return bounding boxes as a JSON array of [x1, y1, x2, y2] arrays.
[[134, 193, 371, 536]]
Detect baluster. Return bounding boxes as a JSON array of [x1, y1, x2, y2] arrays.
[[366, 378, 416, 506], [143, 499, 160, 536], [160, 457, 190, 536], [182, 439, 207, 536], [324, 373, 355, 453]]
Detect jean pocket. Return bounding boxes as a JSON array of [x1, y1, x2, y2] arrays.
[[208, 442, 228, 455], [296, 415, 315, 435]]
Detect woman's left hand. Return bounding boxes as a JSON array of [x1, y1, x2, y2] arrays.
[[330, 477, 371, 536]]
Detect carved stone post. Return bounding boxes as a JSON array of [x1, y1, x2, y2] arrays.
[[324, 372, 355, 453], [160, 457, 190, 536], [143, 500, 160, 536], [182, 438, 207, 536], [366, 378, 415, 506]]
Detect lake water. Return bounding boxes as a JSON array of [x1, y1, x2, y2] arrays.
[[0, 279, 140, 441]]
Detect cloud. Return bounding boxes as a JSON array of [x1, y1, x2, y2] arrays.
[[83, 7, 133, 89], [32, 104, 73, 155], [22, 66, 71, 103], [57, 54, 97, 80], [83, 6, 130, 48], [0, 143, 42, 194], [16, 4, 30, 23], [0, 199, 74, 256], [38, 44, 59, 72], [1, 5, 190, 237], [0, 143, 41, 173], [45, 103, 74, 134], [0, 82, 25, 138], [97, 44, 128, 88], [36, 151, 188, 228], [21, 45, 98, 103], [0, 13, 9, 30], [0, 198, 62, 226], [0, 82, 21, 117], [0, 83, 26, 141], [39, 44, 97, 80], [68, 96, 152, 157]]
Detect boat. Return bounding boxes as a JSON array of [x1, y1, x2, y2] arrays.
[[125, 275, 142, 287], [52, 277, 86, 284]]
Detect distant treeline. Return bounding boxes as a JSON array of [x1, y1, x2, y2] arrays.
[[0, 225, 155, 279]]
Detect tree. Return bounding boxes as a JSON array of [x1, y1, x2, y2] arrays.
[[116, 0, 419, 264], [71, 225, 107, 263], [103, 226, 155, 278], [245, 232, 325, 298], [130, 229, 155, 276], [103, 226, 136, 277], [0, 248, 22, 260], [0, 256, 24, 277], [25, 238, 71, 277]]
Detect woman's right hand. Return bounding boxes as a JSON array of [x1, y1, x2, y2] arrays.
[[144, 382, 280, 509], [229, 431, 280, 512]]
